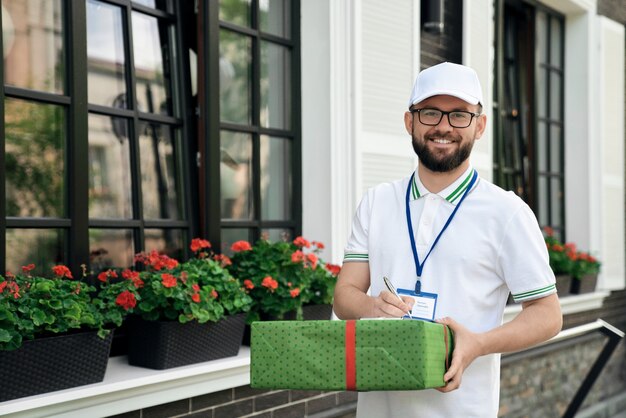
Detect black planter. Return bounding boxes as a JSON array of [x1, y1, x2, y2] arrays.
[[555, 274, 573, 297], [0, 330, 113, 402], [127, 313, 246, 370], [570, 274, 598, 295]]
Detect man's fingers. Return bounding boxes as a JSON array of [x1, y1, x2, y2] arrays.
[[379, 291, 412, 314]]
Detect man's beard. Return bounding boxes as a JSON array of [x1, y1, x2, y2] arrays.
[[412, 132, 474, 172]]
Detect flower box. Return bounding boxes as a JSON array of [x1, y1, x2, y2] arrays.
[[570, 274, 598, 295], [251, 319, 453, 391], [127, 313, 246, 369], [555, 274, 573, 297], [0, 330, 113, 402]]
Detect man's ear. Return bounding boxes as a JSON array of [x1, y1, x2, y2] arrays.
[[404, 111, 414, 135], [474, 114, 487, 140]]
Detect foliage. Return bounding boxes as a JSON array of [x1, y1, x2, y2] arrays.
[[0, 264, 121, 351], [96, 239, 252, 325], [227, 237, 341, 323], [543, 227, 601, 279]]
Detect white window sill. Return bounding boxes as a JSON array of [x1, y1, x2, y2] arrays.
[[503, 290, 611, 323], [0, 347, 251, 418]]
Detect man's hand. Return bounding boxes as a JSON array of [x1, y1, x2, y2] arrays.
[[371, 290, 415, 318], [435, 317, 485, 393]]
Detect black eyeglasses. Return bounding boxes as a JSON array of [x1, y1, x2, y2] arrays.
[[410, 108, 481, 128]]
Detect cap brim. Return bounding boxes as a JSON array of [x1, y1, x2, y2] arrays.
[[410, 90, 481, 107]]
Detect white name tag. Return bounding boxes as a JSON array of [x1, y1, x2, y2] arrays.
[[398, 288, 438, 322]]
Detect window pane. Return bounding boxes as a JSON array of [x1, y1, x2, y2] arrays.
[[550, 125, 562, 173], [88, 114, 133, 219], [549, 71, 561, 119], [260, 228, 292, 243], [2, 0, 64, 93], [538, 177, 548, 226], [260, 41, 291, 129], [144, 228, 185, 261], [132, 11, 172, 115], [260, 135, 291, 220], [535, 11, 547, 64], [89, 229, 134, 270], [87, 0, 128, 108], [5, 98, 65, 217], [6, 229, 65, 277], [260, 0, 290, 38], [221, 131, 253, 220], [550, 17, 562, 69], [550, 178, 562, 228], [220, 30, 252, 125], [219, 0, 252, 27], [537, 121, 547, 172], [221, 228, 252, 255], [140, 124, 183, 220]]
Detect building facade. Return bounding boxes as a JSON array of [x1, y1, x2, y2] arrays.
[[1, 0, 625, 417]]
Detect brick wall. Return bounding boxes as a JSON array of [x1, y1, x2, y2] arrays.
[[499, 289, 626, 418]]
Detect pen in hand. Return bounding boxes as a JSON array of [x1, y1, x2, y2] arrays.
[[382, 276, 414, 319]]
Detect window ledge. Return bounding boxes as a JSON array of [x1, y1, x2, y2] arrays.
[[503, 290, 611, 323], [0, 347, 251, 418]]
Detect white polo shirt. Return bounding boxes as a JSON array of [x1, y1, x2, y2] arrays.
[[343, 166, 556, 418]]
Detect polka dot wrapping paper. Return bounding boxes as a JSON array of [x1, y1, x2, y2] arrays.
[[250, 319, 454, 391]]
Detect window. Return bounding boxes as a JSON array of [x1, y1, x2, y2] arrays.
[[493, 0, 565, 239], [200, 0, 301, 254], [2, 0, 193, 275]]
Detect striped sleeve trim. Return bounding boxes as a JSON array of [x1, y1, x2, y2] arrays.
[[343, 253, 369, 262], [511, 284, 557, 302]]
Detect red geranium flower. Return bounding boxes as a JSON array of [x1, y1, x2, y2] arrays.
[[115, 290, 137, 310], [21, 264, 35, 274], [306, 253, 318, 269], [213, 254, 232, 267], [191, 293, 201, 303], [291, 250, 305, 263], [312, 241, 325, 249], [261, 276, 278, 291], [231, 240, 252, 252], [52, 265, 73, 279], [293, 236, 311, 248], [244, 279, 254, 290], [290, 288, 300, 298], [211, 289, 218, 299], [326, 264, 341, 276], [161, 273, 177, 288], [190, 238, 211, 252]]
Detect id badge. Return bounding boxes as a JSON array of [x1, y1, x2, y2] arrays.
[[397, 288, 438, 322]]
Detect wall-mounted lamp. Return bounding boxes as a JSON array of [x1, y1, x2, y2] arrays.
[[421, 0, 445, 35]]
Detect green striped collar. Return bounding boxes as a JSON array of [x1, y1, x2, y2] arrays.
[[411, 166, 478, 205]]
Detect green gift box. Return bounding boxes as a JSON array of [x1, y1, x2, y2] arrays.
[[250, 319, 453, 391]]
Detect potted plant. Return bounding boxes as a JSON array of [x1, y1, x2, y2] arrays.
[[570, 249, 601, 294], [97, 238, 253, 369], [0, 264, 121, 401], [228, 236, 340, 325], [543, 227, 575, 297]]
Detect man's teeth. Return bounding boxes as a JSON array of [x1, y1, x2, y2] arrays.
[[432, 139, 452, 144]]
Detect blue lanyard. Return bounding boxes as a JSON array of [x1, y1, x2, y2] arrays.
[[405, 169, 478, 294]]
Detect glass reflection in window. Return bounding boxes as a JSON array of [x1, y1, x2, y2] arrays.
[[132, 11, 172, 115], [6, 229, 66, 277], [259, 0, 290, 38], [260, 41, 291, 129], [260, 135, 291, 220], [221, 228, 251, 256], [144, 228, 185, 261], [4, 98, 65, 218], [140, 124, 182, 220], [87, 0, 128, 108], [219, 0, 252, 27], [2, 0, 64, 93], [220, 30, 252, 125], [89, 228, 134, 270], [221, 131, 253, 220], [260, 228, 292, 243], [88, 114, 133, 219]]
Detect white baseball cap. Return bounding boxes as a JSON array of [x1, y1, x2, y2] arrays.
[[408, 62, 483, 108]]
